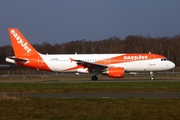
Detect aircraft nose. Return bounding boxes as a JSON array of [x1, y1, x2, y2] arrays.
[[168, 61, 175, 69]]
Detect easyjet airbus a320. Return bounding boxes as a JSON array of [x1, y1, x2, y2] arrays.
[[6, 28, 175, 80]]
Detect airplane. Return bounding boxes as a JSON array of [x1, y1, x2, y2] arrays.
[[6, 28, 175, 80]]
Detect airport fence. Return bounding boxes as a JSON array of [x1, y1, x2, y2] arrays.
[[0, 67, 180, 79], [0, 72, 180, 80]]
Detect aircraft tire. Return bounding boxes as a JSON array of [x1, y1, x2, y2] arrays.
[[91, 76, 98, 81], [150, 77, 154, 80]]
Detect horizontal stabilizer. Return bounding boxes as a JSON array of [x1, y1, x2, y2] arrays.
[[6, 56, 28, 64]]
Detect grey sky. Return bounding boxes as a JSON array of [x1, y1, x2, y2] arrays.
[[0, 0, 180, 46]]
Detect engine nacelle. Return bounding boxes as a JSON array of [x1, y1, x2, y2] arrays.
[[102, 67, 125, 78]]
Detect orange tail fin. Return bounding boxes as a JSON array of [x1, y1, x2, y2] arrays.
[[8, 28, 38, 57]]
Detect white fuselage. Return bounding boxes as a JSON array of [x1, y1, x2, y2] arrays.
[[38, 54, 175, 73]]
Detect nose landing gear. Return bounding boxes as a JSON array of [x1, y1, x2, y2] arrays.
[[150, 71, 154, 80]]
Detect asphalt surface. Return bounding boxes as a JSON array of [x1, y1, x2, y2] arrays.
[[1, 76, 180, 83]]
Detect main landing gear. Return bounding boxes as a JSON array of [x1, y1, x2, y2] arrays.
[[150, 71, 154, 80], [91, 75, 98, 81]]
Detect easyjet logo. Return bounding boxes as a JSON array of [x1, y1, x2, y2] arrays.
[[123, 55, 148, 60], [11, 30, 31, 53]]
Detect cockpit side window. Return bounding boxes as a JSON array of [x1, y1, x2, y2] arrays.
[[161, 58, 167, 61]]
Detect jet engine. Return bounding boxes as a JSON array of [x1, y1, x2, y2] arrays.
[[102, 67, 125, 78]]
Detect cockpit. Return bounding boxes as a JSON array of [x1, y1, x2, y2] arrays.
[[161, 58, 167, 61]]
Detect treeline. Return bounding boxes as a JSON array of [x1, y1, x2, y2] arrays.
[[0, 35, 180, 67]]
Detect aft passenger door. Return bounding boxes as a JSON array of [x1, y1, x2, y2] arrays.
[[38, 56, 43, 66]]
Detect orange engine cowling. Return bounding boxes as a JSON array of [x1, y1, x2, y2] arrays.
[[102, 67, 125, 78]]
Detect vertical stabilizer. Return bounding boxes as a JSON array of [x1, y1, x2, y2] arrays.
[[8, 28, 38, 57], [7, 28, 51, 71]]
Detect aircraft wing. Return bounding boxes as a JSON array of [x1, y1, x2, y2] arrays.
[[74, 59, 108, 73]]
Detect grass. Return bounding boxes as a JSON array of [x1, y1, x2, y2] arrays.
[[0, 78, 180, 120], [0, 82, 180, 93], [0, 97, 180, 120]]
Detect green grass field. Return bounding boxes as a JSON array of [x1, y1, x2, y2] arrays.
[[0, 97, 180, 120], [0, 80, 180, 120], [0, 82, 180, 93]]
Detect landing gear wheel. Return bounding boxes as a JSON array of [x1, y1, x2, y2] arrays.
[[91, 76, 98, 81], [150, 71, 154, 80], [150, 76, 154, 80]]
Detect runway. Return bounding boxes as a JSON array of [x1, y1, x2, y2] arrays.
[[1, 76, 180, 83], [4, 93, 180, 98]]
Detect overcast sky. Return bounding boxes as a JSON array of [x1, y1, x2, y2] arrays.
[[0, 0, 180, 46]]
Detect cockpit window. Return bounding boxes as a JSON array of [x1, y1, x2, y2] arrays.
[[161, 58, 167, 61]]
